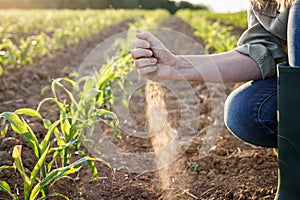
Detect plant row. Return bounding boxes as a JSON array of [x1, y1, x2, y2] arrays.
[[176, 10, 240, 53], [0, 9, 143, 76], [194, 10, 247, 30]]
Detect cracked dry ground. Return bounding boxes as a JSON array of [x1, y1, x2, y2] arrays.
[[0, 16, 277, 199]]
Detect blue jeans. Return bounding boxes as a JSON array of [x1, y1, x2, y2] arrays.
[[224, 77, 278, 148], [224, 1, 300, 148], [288, 0, 300, 67]]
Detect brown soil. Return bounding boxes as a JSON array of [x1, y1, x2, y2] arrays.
[[0, 16, 278, 200]]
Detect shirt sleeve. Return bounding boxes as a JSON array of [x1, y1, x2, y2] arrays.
[[234, 7, 288, 79]]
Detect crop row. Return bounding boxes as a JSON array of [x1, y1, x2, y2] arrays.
[[176, 10, 240, 53], [0, 9, 143, 42], [0, 9, 168, 76], [195, 10, 247, 30]]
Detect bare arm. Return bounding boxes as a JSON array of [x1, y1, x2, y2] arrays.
[[173, 51, 262, 83], [131, 31, 262, 84]]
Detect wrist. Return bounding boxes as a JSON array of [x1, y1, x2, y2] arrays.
[[172, 55, 190, 79]]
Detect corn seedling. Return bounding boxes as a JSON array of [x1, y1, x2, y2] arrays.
[[0, 107, 111, 199]]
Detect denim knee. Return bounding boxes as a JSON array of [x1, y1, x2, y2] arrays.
[[224, 88, 257, 145], [224, 79, 277, 148]]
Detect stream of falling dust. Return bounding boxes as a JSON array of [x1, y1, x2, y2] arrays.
[[145, 81, 188, 199]]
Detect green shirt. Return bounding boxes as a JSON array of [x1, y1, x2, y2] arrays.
[[234, 1, 289, 79]]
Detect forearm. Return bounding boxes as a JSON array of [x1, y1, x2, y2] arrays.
[[173, 51, 262, 83]]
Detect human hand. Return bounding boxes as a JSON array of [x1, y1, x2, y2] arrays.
[[131, 31, 177, 79]]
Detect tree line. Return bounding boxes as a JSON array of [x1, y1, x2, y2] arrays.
[[0, 0, 208, 14]]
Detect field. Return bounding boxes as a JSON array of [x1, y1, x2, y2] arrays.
[[0, 9, 278, 199]]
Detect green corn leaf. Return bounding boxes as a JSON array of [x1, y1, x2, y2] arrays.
[[58, 77, 76, 87], [75, 150, 99, 180], [121, 99, 129, 109], [0, 165, 15, 172], [97, 71, 115, 91], [12, 146, 27, 181], [12, 145, 32, 200], [0, 112, 27, 133], [30, 157, 89, 200], [71, 109, 80, 126], [30, 144, 50, 183], [47, 148, 60, 173], [52, 78, 78, 113], [60, 113, 71, 142], [37, 98, 65, 112], [75, 151, 86, 157], [69, 125, 78, 140], [75, 76, 89, 93], [82, 88, 102, 105], [0, 180, 18, 200], [0, 180, 11, 193], [0, 112, 40, 158], [14, 108, 42, 120], [42, 119, 60, 140], [0, 123, 8, 139], [83, 77, 94, 93], [20, 118, 41, 158], [96, 109, 120, 138], [40, 120, 61, 154], [76, 151, 111, 169], [86, 159, 98, 181], [42, 119, 52, 130], [96, 109, 118, 122], [39, 192, 69, 200], [51, 78, 60, 100], [47, 138, 78, 172]]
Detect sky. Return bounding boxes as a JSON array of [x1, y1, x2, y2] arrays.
[[184, 0, 250, 13]]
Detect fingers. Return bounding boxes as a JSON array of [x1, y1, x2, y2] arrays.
[[132, 31, 161, 77], [131, 48, 153, 59], [133, 38, 150, 49], [136, 31, 162, 47], [137, 65, 158, 75], [134, 57, 157, 68]]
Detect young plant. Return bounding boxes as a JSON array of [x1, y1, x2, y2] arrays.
[[0, 108, 111, 199], [0, 34, 134, 199], [37, 75, 121, 168], [0, 166, 18, 200], [0, 39, 18, 75]]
